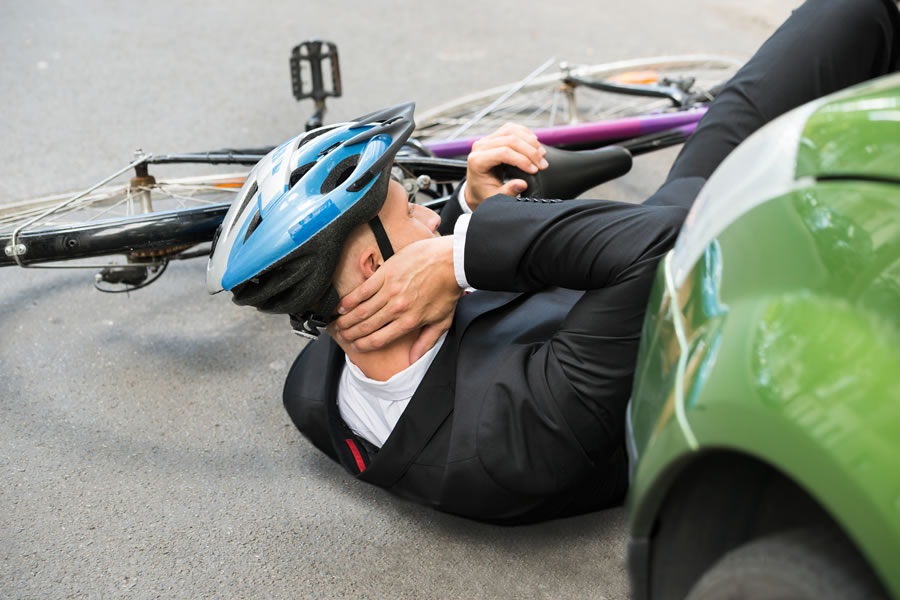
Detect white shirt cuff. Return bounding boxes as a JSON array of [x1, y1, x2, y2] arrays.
[[452, 214, 472, 290], [457, 181, 473, 215]]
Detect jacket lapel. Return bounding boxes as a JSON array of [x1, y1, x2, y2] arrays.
[[357, 323, 458, 488]]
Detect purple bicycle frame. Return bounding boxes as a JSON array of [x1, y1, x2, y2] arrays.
[[423, 107, 707, 158]]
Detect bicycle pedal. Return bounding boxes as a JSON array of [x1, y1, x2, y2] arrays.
[[95, 265, 148, 286], [290, 40, 342, 102]]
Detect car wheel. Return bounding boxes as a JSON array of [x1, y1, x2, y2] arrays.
[[684, 528, 888, 600]]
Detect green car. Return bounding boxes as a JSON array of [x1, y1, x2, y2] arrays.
[[626, 74, 900, 600]]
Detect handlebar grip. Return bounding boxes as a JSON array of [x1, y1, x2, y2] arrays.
[[491, 164, 539, 195]]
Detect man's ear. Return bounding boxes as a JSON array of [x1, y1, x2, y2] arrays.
[[358, 247, 380, 279]]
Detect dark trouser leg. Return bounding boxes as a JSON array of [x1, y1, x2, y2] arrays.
[[646, 0, 900, 209]]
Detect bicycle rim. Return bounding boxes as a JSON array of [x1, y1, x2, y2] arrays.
[[414, 55, 743, 144]]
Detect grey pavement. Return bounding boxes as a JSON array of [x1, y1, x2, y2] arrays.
[[2, 2, 798, 599]]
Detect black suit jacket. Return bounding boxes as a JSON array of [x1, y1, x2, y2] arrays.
[[283, 189, 686, 524]]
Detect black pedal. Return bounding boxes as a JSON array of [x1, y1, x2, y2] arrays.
[[290, 40, 342, 102], [96, 265, 148, 286]]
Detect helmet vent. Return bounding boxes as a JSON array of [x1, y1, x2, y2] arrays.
[[244, 210, 263, 243], [289, 162, 316, 188], [233, 181, 258, 224], [320, 155, 360, 194], [296, 126, 333, 150], [318, 141, 342, 157]]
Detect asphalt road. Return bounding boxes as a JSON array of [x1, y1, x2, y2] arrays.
[[2, 2, 799, 598]]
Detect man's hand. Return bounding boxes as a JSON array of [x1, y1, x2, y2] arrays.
[[334, 236, 460, 363], [465, 123, 548, 210]]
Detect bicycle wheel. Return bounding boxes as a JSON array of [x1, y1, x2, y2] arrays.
[[415, 55, 743, 146], [0, 163, 249, 268], [0, 155, 465, 270]]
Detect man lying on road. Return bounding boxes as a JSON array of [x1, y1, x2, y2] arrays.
[[207, 0, 899, 523]]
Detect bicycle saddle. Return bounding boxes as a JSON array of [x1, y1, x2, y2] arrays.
[[496, 145, 632, 199]]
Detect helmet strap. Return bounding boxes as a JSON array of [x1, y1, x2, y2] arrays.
[[290, 217, 394, 341], [291, 286, 340, 340], [368, 216, 394, 261]]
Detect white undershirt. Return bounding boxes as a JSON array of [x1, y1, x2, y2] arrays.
[[337, 185, 475, 448], [338, 332, 448, 448]]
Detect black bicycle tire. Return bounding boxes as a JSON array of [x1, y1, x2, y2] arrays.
[[0, 203, 228, 267]]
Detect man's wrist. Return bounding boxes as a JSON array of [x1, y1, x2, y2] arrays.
[[452, 214, 472, 289], [423, 235, 461, 295], [457, 182, 474, 215]]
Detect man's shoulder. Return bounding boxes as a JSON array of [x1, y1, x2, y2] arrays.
[[282, 336, 346, 459], [283, 336, 344, 414], [290, 335, 342, 376]]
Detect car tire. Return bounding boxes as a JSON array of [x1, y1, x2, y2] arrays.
[[684, 527, 888, 600]]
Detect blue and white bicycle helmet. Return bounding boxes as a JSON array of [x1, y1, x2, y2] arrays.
[[207, 102, 414, 337]]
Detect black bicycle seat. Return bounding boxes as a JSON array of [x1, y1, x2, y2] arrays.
[[495, 145, 632, 199]]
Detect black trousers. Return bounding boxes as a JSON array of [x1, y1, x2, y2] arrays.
[[645, 0, 900, 210]]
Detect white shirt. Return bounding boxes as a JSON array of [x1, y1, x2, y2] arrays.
[[337, 185, 475, 448], [338, 332, 448, 448], [452, 182, 473, 288]]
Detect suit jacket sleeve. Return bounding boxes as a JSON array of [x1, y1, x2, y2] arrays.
[[463, 194, 686, 494]]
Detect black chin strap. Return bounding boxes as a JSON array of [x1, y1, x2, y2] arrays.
[[367, 215, 394, 261], [291, 216, 394, 340]]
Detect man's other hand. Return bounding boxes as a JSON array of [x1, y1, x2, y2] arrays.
[[334, 236, 461, 363], [466, 123, 548, 210]]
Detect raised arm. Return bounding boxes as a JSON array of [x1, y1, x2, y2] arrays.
[[466, 196, 686, 496], [334, 124, 547, 358], [464, 196, 685, 292]]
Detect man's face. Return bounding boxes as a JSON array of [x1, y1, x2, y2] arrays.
[[377, 179, 441, 253]]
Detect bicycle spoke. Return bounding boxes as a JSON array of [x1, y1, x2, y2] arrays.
[[2, 175, 245, 235], [155, 184, 230, 205], [157, 185, 188, 210], [82, 190, 136, 222]]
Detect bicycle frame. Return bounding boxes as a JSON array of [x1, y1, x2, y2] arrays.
[[424, 108, 706, 158]]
